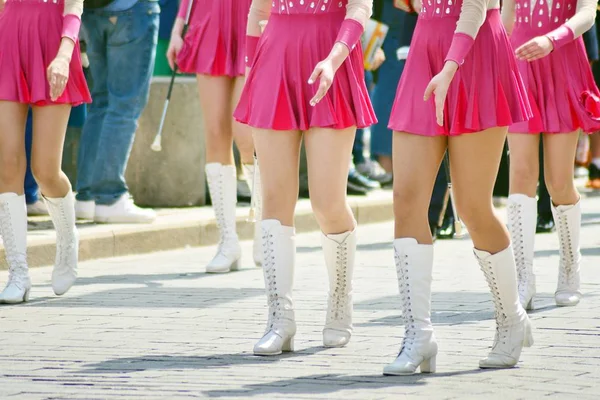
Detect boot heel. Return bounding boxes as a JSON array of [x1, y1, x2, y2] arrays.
[[230, 258, 241, 271], [525, 298, 534, 311], [23, 289, 31, 302], [282, 336, 295, 352], [523, 318, 534, 347], [420, 355, 436, 373]]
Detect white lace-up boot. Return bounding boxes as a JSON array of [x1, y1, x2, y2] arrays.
[[205, 163, 242, 273], [475, 246, 534, 368], [383, 238, 438, 375], [507, 194, 537, 310], [322, 229, 356, 347], [44, 192, 78, 295], [253, 220, 297, 355], [552, 200, 582, 306], [0, 193, 31, 304]]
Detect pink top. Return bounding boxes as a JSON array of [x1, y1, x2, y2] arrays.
[[421, 0, 501, 37], [245, 0, 372, 37], [502, 0, 596, 38]]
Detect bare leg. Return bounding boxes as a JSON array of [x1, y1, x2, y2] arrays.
[[543, 130, 582, 307], [252, 128, 302, 356], [393, 132, 447, 243], [0, 101, 30, 304]]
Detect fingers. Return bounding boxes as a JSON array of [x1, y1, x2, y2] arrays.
[[166, 48, 176, 71], [423, 81, 435, 101], [48, 70, 68, 101], [516, 40, 542, 60], [308, 64, 322, 85], [435, 90, 444, 126], [310, 78, 331, 106]]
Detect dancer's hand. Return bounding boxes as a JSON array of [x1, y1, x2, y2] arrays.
[[0, 0, 5, 13], [423, 62, 457, 126], [167, 35, 184, 71], [367, 48, 386, 71], [47, 54, 70, 102], [308, 43, 349, 106], [515, 36, 554, 61]]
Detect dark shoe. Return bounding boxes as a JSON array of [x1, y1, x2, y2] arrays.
[[347, 179, 369, 196], [437, 215, 456, 239], [356, 160, 393, 187], [348, 168, 380, 191], [536, 213, 555, 233], [586, 163, 600, 189]]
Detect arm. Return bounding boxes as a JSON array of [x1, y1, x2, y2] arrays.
[[245, 0, 271, 67], [546, 0, 597, 50], [171, 0, 191, 38], [335, 0, 373, 52], [62, 0, 84, 45], [500, 0, 516, 36], [445, 0, 489, 67]]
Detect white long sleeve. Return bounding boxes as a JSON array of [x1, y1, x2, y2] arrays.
[[63, 0, 84, 17], [565, 0, 597, 38], [455, 0, 500, 38], [346, 0, 373, 28]]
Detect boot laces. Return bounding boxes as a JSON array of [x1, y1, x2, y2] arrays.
[[508, 203, 528, 295], [327, 241, 349, 324], [262, 228, 281, 332], [0, 202, 28, 289], [557, 212, 575, 287], [395, 248, 416, 355], [479, 259, 509, 348]]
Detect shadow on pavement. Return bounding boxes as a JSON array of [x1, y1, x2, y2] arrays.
[[201, 369, 494, 397], [78, 346, 330, 374]]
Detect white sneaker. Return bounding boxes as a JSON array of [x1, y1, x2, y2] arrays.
[[94, 194, 156, 224], [75, 200, 95, 220], [26, 200, 49, 216]]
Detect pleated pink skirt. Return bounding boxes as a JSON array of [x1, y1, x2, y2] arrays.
[[0, 0, 91, 106], [233, 11, 377, 131], [388, 10, 531, 136], [177, 0, 251, 77], [510, 29, 600, 134]]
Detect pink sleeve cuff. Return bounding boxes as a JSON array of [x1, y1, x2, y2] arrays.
[[246, 35, 260, 67], [335, 18, 364, 52], [62, 14, 81, 43], [177, 0, 191, 19], [546, 26, 575, 51], [444, 32, 475, 67]]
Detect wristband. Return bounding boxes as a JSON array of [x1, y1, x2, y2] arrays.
[[444, 32, 475, 67], [335, 18, 364, 52], [177, 0, 190, 19], [246, 35, 260, 67], [61, 14, 81, 43], [546, 26, 575, 51]]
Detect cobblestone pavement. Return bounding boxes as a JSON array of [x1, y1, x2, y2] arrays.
[[1, 194, 600, 399]]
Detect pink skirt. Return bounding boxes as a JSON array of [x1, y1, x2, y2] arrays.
[[388, 10, 531, 136], [177, 0, 251, 77], [233, 11, 377, 131], [510, 30, 600, 134], [0, 0, 91, 106]]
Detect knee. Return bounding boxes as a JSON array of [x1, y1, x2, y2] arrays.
[[510, 159, 538, 188], [310, 196, 352, 228], [204, 116, 231, 141], [454, 198, 496, 234], [545, 175, 576, 200], [31, 162, 61, 188], [0, 153, 26, 184], [393, 186, 424, 221]]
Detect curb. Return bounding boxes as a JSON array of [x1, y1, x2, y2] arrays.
[[3, 192, 394, 269]]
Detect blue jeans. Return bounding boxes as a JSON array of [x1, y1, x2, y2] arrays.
[[370, 7, 418, 158], [24, 109, 39, 205], [77, 0, 160, 205]]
